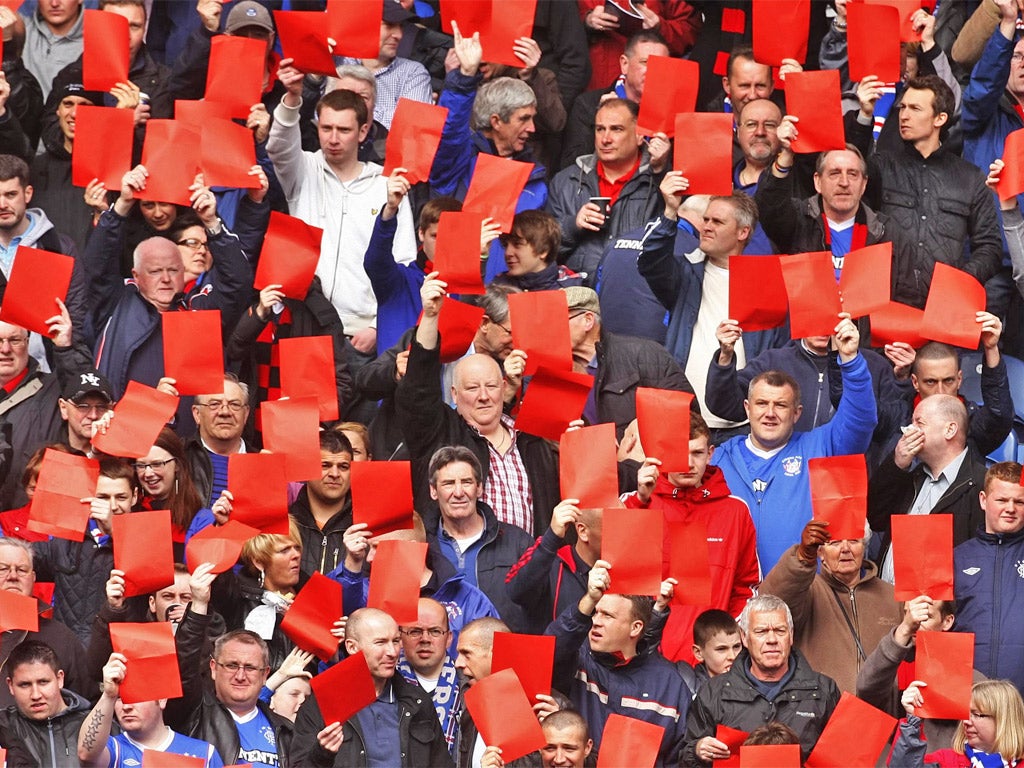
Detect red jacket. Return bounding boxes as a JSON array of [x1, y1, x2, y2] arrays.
[[622, 466, 759, 663]]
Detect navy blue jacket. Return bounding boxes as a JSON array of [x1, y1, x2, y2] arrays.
[[953, 526, 1024, 692], [962, 26, 1024, 178]]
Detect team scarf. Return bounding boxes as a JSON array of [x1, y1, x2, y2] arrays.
[[398, 654, 462, 754]]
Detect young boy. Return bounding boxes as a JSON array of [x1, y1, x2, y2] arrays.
[[690, 609, 743, 693]]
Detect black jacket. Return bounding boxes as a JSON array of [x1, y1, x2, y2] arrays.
[[290, 486, 353, 576], [867, 447, 988, 567], [0, 604, 90, 710], [0, 689, 91, 768], [682, 649, 841, 766], [33, 534, 114, 646], [292, 675, 453, 768], [0, 55, 43, 161], [396, 339, 560, 537]]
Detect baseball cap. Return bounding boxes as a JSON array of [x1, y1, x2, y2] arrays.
[[383, 0, 414, 24], [63, 369, 115, 403], [225, 1, 275, 36]]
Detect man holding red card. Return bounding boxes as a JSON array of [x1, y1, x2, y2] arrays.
[[953, 461, 1024, 693]]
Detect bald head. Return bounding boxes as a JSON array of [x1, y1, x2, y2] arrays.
[[913, 393, 969, 471], [131, 237, 185, 312], [345, 607, 397, 643]]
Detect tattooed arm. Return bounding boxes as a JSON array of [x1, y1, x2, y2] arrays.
[[78, 652, 125, 766]]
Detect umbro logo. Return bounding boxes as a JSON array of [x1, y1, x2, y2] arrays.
[[962, 567, 981, 575]]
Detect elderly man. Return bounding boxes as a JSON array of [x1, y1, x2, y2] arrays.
[[710, 314, 877, 572], [868, 394, 987, 582], [953, 460, 1024, 692], [548, 559, 688, 765], [682, 595, 841, 766], [292, 608, 452, 767], [430, 25, 547, 283], [759, 519, 902, 694], [549, 97, 667, 285], [58, 368, 114, 457], [453, 617, 510, 766], [186, 375, 250, 507], [396, 274, 559, 536], [0, 539, 89, 707], [0, 640, 91, 766]]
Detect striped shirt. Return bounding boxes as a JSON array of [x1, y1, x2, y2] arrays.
[[480, 415, 533, 535]]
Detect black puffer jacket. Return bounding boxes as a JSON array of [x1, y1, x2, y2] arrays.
[[0, 689, 91, 768], [682, 649, 841, 766], [291, 675, 453, 768], [33, 535, 114, 646]]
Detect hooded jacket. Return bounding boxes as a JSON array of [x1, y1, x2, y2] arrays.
[[505, 527, 592, 634], [759, 545, 903, 695], [621, 467, 760, 664], [289, 486, 353, 576], [0, 688, 91, 768]]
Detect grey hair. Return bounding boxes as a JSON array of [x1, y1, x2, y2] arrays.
[[477, 283, 521, 325], [738, 594, 794, 635], [328, 64, 377, 100], [0, 537, 33, 559], [195, 372, 250, 405], [471, 77, 536, 132], [132, 236, 181, 271]]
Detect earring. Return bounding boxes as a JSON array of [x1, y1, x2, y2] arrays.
[[258, 570, 265, 589]]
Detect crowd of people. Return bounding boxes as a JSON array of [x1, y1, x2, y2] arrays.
[[2, 0, 1024, 765]]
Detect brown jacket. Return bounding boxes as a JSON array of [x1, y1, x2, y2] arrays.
[[759, 545, 903, 695], [951, 0, 1001, 67]]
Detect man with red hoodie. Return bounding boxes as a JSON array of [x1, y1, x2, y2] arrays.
[[622, 412, 760, 663]]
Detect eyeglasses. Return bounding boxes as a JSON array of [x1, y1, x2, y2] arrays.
[[214, 660, 266, 677], [195, 400, 246, 412], [487, 317, 512, 335], [0, 336, 28, 349], [133, 458, 176, 472], [1012, 53, 1024, 63], [0, 564, 33, 577], [176, 238, 209, 251], [71, 402, 111, 416], [400, 627, 448, 639]]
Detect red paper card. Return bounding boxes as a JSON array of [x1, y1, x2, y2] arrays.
[[779, 251, 842, 338], [351, 462, 414, 536], [868, 301, 929, 349], [721, 7, 746, 34], [560, 423, 620, 509], [740, 744, 801, 768], [865, 0, 930, 42], [366, 540, 427, 624], [891, 514, 954, 601], [513, 366, 594, 441], [91, 381, 179, 459], [464, 668, 546, 762], [261, 396, 322, 481], [673, 113, 734, 195], [597, 714, 663, 768], [602, 507, 663, 595], [281, 572, 343, 659], [508, 290, 572, 376], [113, 510, 174, 597], [915, 630, 974, 720], [71, 105, 134, 188], [637, 56, 699, 137], [839, 242, 893, 318], [847, 3, 901, 83], [143, 752, 203, 768], [440, 0, 538, 69], [437, 297, 485, 363], [162, 310, 224, 395], [273, 10, 338, 77], [311, 651, 378, 725], [205, 36, 264, 118], [433, 212, 486, 294], [228, 453, 290, 535], [0, 590, 39, 632], [325, 0, 383, 58], [0, 245, 74, 336], [784, 71, 846, 154], [998, 128, 1024, 201], [806, 692, 897, 768], [83, 9, 129, 91], [491, 632, 554, 701], [808, 455, 868, 541], [255, 211, 324, 301], [635, 388, 693, 473], [185, 519, 260, 574], [383, 99, 449, 184], [716, 724, 749, 768], [27, 450, 100, 541], [667, 520, 713, 606], [175, 99, 234, 126], [139, 120, 201, 206], [729, 255, 789, 332], [110, 622, 182, 704], [752, 0, 809, 67], [201, 118, 261, 190], [921, 263, 985, 349], [462, 154, 534, 233], [279, 336, 339, 421]]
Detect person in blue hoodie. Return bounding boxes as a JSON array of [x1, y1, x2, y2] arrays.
[[710, 312, 877, 573]]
